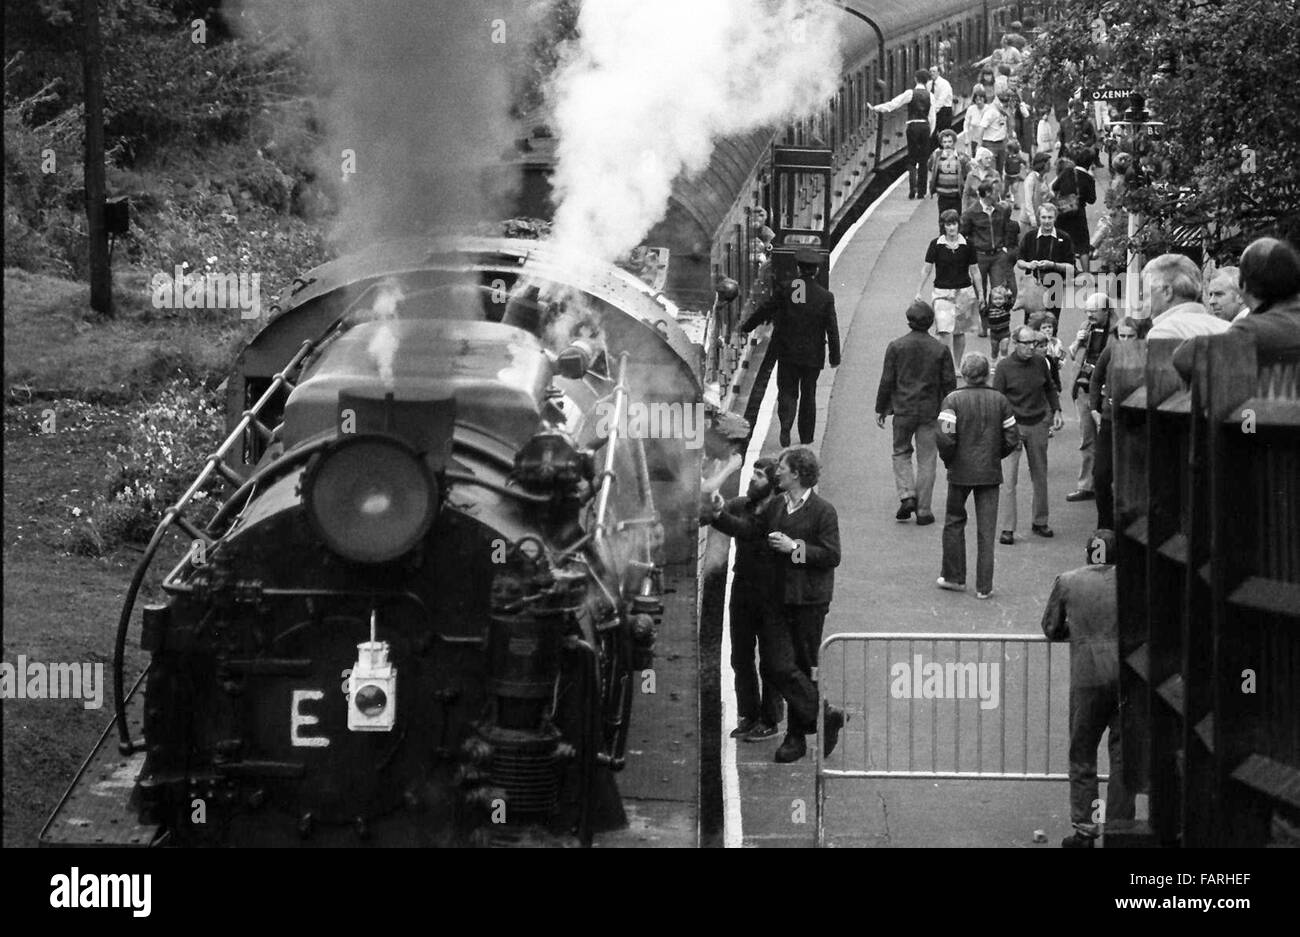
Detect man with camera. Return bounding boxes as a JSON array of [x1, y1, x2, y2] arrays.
[[1065, 293, 1113, 502]]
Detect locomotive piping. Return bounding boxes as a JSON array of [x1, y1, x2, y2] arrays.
[[113, 340, 316, 754]]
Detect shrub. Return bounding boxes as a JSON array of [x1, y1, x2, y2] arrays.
[[96, 377, 224, 544]]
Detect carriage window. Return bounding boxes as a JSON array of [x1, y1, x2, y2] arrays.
[[887, 51, 894, 98], [957, 22, 964, 63]]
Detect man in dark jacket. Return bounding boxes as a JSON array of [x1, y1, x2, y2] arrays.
[[875, 300, 957, 525], [936, 352, 1019, 598], [719, 459, 784, 742], [742, 247, 841, 447], [960, 179, 1020, 315], [711, 447, 846, 763], [1041, 529, 1134, 847]]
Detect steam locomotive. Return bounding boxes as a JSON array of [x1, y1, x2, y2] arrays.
[[44, 236, 739, 847]]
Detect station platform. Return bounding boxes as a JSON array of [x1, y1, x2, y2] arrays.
[[724, 172, 1132, 847]]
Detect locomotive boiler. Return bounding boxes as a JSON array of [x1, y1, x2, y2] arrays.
[[45, 236, 730, 847]]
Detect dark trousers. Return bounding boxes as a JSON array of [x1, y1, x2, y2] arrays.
[[975, 252, 997, 331], [729, 591, 783, 727], [1069, 682, 1135, 837], [936, 193, 962, 232], [776, 358, 820, 444], [930, 107, 953, 150], [906, 122, 930, 196], [1095, 417, 1114, 529], [758, 603, 828, 736], [941, 483, 1000, 594]]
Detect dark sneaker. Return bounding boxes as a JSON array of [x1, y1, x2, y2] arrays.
[[1061, 832, 1096, 848], [1032, 524, 1055, 538], [743, 722, 779, 742], [823, 706, 847, 758], [915, 512, 936, 526], [773, 733, 807, 763], [1065, 489, 1095, 502], [999, 531, 1015, 545], [976, 590, 993, 600], [896, 497, 917, 521], [730, 717, 758, 739]]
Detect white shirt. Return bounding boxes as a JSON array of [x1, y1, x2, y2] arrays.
[[1232, 306, 1251, 323], [1148, 302, 1232, 340], [877, 84, 935, 130], [964, 103, 987, 145], [980, 101, 1009, 142], [929, 73, 954, 111], [784, 488, 812, 514]]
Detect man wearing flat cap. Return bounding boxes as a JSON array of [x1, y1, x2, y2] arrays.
[[742, 247, 841, 446]]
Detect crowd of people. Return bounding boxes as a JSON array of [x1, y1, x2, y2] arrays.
[[708, 19, 1300, 846]]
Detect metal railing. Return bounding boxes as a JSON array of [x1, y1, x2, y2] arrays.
[[814, 631, 1093, 847]]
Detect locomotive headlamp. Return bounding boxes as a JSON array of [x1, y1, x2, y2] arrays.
[[303, 435, 437, 564], [348, 640, 396, 732]]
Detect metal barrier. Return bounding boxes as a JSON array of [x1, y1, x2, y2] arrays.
[[814, 631, 1097, 847]]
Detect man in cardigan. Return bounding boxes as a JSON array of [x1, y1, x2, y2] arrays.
[[711, 447, 847, 763], [994, 325, 1064, 543]]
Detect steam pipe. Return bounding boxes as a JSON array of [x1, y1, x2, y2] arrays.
[[593, 351, 631, 538], [831, 3, 887, 169]]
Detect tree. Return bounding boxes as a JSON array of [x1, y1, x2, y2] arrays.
[[1022, 0, 1300, 262]]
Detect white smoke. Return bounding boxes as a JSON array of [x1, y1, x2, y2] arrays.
[[546, 0, 845, 268], [365, 280, 404, 388]]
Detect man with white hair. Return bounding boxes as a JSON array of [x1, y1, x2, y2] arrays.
[[1205, 266, 1250, 322], [1144, 254, 1231, 339]]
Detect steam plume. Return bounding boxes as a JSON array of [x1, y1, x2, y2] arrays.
[[231, 0, 536, 250], [546, 0, 844, 269], [365, 280, 404, 388]]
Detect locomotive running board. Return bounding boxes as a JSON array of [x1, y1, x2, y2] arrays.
[[40, 670, 160, 847]]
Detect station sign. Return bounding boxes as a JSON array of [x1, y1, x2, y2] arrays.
[[1086, 87, 1135, 102]]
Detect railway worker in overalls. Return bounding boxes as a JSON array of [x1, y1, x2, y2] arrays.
[[927, 129, 968, 232], [1041, 529, 1135, 847], [740, 247, 841, 448], [873, 69, 934, 199]]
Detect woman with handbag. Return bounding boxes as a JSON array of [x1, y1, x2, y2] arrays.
[[1049, 155, 1096, 274]]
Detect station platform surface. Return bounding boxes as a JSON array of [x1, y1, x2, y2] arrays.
[[726, 170, 1134, 847]]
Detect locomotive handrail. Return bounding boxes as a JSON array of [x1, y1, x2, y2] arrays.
[[112, 339, 315, 754], [592, 350, 631, 539]]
